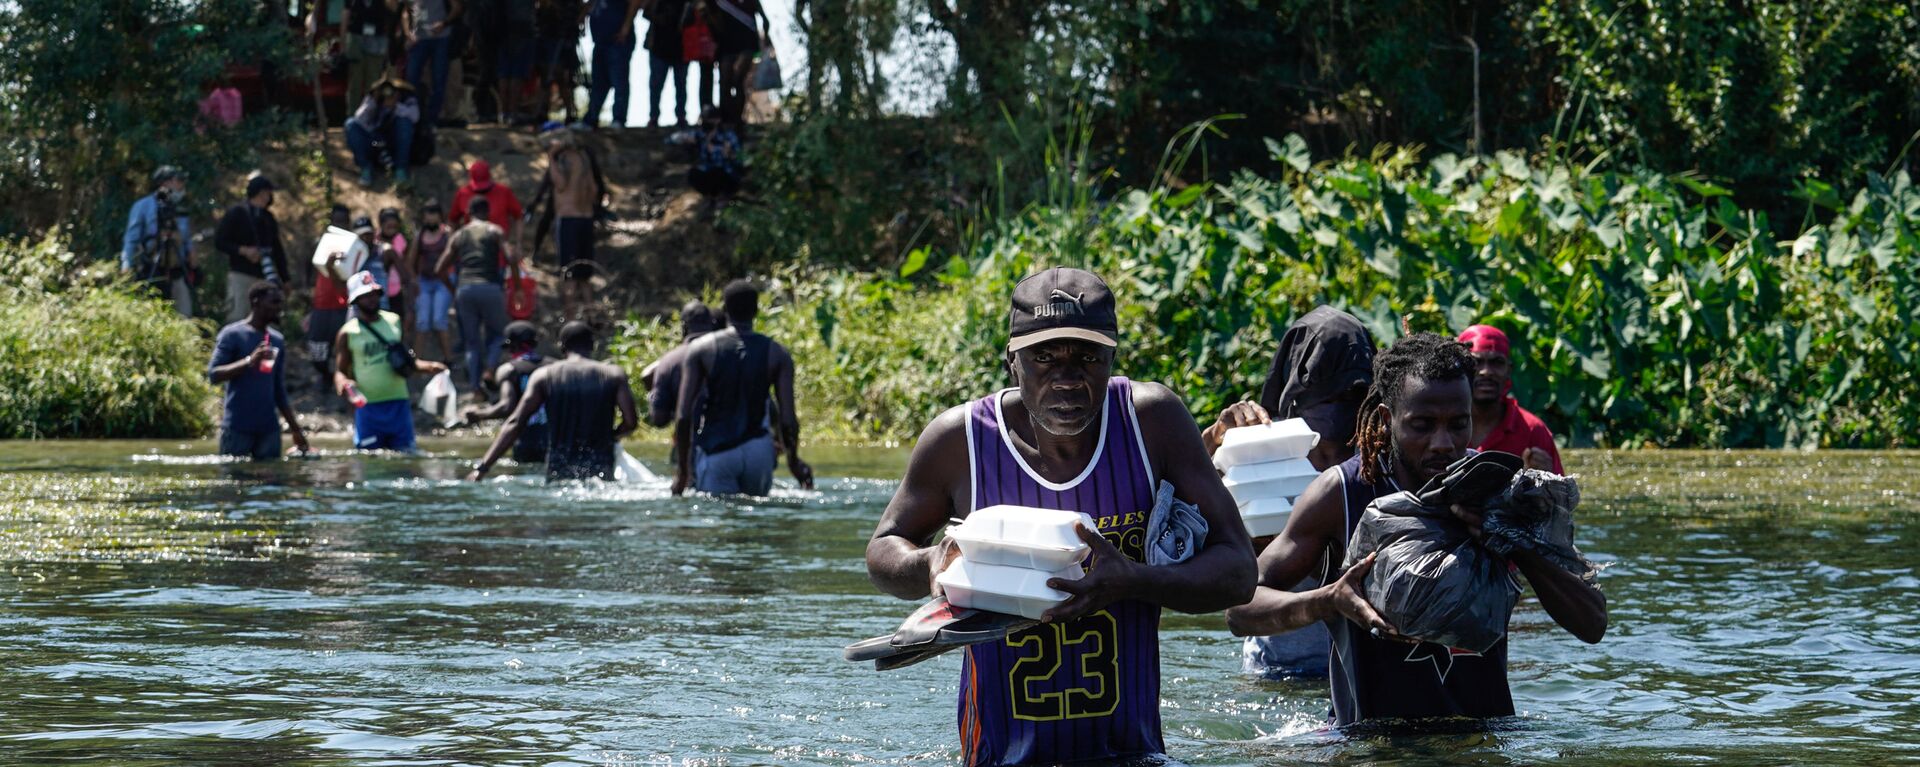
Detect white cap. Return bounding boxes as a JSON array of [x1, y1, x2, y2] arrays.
[[346, 270, 382, 303]]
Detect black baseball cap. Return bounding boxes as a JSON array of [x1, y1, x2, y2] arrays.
[[351, 215, 375, 234], [502, 320, 541, 348], [245, 175, 275, 196], [1007, 267, 1118, 351]]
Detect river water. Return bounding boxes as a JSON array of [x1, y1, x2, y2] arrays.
[[1, 441, 1916, 765]]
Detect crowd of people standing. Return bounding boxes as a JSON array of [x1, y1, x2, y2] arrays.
[[324, 0, 771, 186]]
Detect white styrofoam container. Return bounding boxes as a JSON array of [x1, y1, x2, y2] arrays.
[[937, 558, 1085, 620], [1214, 418, 1321, 470], [312, 225, 370, 281], [1239, 496, 1294, 537], [946, 505, 1094, 571], [1223, 458, 1319, 506]]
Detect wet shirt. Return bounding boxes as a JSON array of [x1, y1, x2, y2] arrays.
[[540, 357, 623, 481], [451, 221, 507, 286], [1478, 396, 1564, 474], [498, 354, 550, 463], [958, 377, 1163, 767], [343, 311, 411, 404], [1325, 453, 1513, 726], [691, 330, 771, 454], [207, 322, 291, 433]]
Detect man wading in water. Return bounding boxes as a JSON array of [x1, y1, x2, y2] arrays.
[[1204, 304, 1376, 678], [864, 267, 1256, 766], [468, 321, 639, 482], [671, 280, 813, 496], [1225, 333, 1606, 726]]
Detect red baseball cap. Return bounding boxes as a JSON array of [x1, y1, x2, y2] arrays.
[[468, 160, 494, 191], [1458, 324, 1510, 356]]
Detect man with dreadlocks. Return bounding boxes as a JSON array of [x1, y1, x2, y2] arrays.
[[1226, 332, 1607, 726]]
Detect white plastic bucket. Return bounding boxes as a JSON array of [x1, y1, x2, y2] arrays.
[[312, 226, 370, 281]]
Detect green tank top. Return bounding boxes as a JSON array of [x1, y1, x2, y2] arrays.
[[344, 311, 411, 404]]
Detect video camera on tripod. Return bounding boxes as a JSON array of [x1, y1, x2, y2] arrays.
[[132, 166, 196, 294]]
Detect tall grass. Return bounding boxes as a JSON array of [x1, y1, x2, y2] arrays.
[[618, 135, 1920, 449], [0, 238, 215, 438]]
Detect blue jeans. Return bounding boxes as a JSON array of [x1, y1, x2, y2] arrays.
[[588, 33, 634, 126], [648, 52, 688, 125], [455, 282, 506, 392], [346, 118, 417, 172], [406, 36, 452, 124], [414, 278, 452, 331]]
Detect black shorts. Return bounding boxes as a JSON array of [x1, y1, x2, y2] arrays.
[[557, 217, 596, 280]]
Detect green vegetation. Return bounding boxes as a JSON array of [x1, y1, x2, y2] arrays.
[[623, 136, 1920, 448], [0, 239, 215, 438], [0, 0, 300, 255]]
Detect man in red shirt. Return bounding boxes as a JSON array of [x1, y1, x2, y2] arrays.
[[451, 159, 525, 238], [1459, 324, 1564, 473]]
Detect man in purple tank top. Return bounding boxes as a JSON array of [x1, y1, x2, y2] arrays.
[[864, 268, 1256, 766], [1225, 333, 1608, 727]]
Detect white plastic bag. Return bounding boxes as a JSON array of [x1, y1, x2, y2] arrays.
[[614, 445, 658, 483], [418, 370, 460, 428]]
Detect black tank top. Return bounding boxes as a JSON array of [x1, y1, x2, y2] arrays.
[[1326, 452, 1513, 727], [540, 357, 622, 481], [505, 355, 550, 463], [694, 330, 771, 453]]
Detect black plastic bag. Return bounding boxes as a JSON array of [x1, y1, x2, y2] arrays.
[[1483, 469, 1598, 584], [1340, 452, 1523, 653]]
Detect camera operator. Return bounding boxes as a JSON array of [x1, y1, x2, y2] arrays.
[[121, 166, 197, 317]]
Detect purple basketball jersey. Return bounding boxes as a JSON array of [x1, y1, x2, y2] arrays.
[[956, 377, 1164, 766]]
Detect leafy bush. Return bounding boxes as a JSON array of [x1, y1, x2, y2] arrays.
[[623, 137, 1920, 448], [0, 239, 215, 438]]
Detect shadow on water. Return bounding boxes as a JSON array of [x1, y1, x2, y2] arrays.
[[1, 442, 1918, 764]]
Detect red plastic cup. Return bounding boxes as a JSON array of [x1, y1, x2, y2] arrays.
[[257, 346, 277, 374]]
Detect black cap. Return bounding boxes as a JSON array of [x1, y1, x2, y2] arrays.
[[245, 174, 275, 196], [1007, 267, 1118, 351], [152, 165, 184, 185], [502, 320, 541, 348], [351, 215, 375, 234]]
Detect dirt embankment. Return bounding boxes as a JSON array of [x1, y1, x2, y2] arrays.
[[250, 125, 743, 432]]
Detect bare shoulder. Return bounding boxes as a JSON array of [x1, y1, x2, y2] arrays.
[[1288, 465, 1348, 532], [911, 404, 973, 461], [1127, 380, 1187, 418]]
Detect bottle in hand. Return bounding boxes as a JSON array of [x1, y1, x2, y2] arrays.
[[344, 382, 367, 408], [256, 336, 277, 374]]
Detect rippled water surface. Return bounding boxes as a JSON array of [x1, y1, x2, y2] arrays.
[[2, 442, 1917, 765]]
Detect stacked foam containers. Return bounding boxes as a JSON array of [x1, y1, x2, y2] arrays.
[[935, 506, 1092, 620], [1214, 419, 1322, 537]]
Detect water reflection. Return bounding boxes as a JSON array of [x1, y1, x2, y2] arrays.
[[0, 443, 1916, 764]]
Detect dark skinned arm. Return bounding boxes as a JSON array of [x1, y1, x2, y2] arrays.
[[612, 369, 639, 441], [1225, 469, 1402, 638], [332, 326, 357, 396], [468, 371, 549, 479], [670, 339, 710, 495], [465, 366, 523, 421], [770, 342, 812, 489], [1452, 506, 1607, 643], [1040, 382, 1255, 622], [864, 406, 972, 599], [209, 344, 271, 383]]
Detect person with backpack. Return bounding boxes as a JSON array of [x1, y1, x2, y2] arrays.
[[463, 320, 551, 465], [334, 270, 449, 451], [121, 166, 196, 317], [345, 78, 422, 186]]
